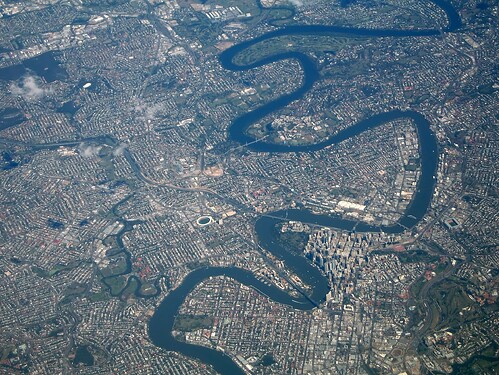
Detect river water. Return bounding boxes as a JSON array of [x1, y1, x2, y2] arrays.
[[149, 1, 461, 373]]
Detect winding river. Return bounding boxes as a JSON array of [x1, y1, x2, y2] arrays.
[[149, 1, 461, 373]]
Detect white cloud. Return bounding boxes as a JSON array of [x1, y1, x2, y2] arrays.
[[113, 143, 127, 156], [286, 0, 316, 8], [132, 98, 147, 113], [10, 75, 52, 101], [131, 98, 165, 121], [78, 143, 102, 158], [287, 0, 304, 7]]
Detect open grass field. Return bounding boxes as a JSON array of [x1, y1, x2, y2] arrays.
[[233, 35, 365, 66], [427, 278, 483, 331], [174, 314, 215, 332]]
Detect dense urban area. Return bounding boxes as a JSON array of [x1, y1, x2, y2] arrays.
[[0, 0, 497, 374]]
